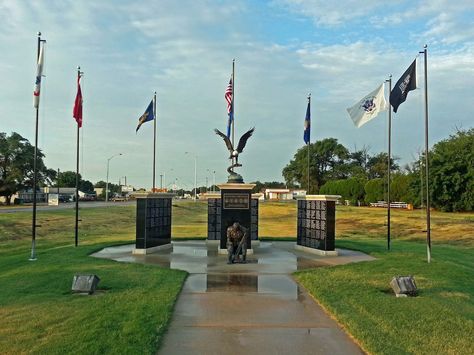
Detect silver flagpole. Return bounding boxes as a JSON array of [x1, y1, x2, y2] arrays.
[[30, 32, 46, 261], [386, 76, 392, 251], [153, 92, 157, 192], [307, 93, 311, 194], [74, 67, 83, 247], [231, 59, 235, 148], [420, 45, 431, 263]]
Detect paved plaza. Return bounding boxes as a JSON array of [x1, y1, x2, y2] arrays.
[[93, 241, 374, 354]]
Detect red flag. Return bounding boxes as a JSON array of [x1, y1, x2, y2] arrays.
[[73, 76, 82, 128]]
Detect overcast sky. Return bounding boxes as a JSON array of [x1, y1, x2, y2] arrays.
[[1, 0, 473, 190]]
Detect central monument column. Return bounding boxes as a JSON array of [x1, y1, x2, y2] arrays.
[[218, 183, 255, 251]]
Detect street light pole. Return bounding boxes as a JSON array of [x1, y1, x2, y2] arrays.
[[185, 152, 197, 201], [213, 170, 216, 193], [106, 153, 122, 202]]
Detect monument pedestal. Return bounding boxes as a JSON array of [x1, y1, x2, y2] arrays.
[[296, 195, 340, 255], [133, 193, 174, 255], [217, 183, 256, 253]]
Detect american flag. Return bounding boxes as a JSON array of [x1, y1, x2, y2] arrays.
[[225, 77, 233, 114]]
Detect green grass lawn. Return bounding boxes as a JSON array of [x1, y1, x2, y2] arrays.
[[0, 206, 186, 355], [295, 239, 474, 355]]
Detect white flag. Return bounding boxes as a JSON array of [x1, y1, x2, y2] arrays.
[[346, 83, 388, 128], [33, 43, 45, 108]]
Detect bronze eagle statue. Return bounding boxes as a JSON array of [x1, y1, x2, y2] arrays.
[[214, 127, 255, 175]]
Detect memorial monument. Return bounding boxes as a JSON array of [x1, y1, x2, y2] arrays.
[[212, 128, 257, 256]]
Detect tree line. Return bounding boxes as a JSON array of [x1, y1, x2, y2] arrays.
[[0, 132, 123, 204], [281, 129, 473, 212], [2, 129, 472, 211]]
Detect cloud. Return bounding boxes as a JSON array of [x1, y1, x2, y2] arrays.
[[0, 0, 472, 188], [273, 0, 383, 26]]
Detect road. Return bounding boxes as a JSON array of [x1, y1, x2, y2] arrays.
[[0, 201, 135, 214]]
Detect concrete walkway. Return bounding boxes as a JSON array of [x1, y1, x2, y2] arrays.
[[93, 241, 374, 354]]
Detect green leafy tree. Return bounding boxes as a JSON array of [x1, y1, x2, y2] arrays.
[[94, 180, 120, 198], [0, 132, 55, 204], [79, 180, 94, 193], [429, 129, 474, 211], [390, 173, 415, 203], [367, 152, 399, 179], [283, 138, 349, 193], [95, 181, 106, 188], [320, 178, 365, 205], [251, 181, 286, 193], [57, 171, 80, 187], [364, 178, 384, 204]]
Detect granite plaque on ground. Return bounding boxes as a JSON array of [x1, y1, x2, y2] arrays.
[[72, 274, 100, 294]]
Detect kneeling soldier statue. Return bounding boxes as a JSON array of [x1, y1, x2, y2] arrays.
[[226, 222, 248, 264]]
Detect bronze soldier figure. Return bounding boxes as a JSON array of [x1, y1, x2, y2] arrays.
[[226, 222, 247, 264]]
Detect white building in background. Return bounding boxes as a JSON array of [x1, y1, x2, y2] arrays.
[[264, 188, 307, 200]]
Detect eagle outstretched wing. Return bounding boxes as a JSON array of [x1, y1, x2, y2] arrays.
[[214, 128, 234, 152], [236, 127, 255, 153]]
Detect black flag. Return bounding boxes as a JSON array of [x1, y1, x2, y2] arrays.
[[390, 59, 417, 113]]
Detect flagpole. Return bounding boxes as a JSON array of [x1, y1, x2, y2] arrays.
[[307, 93, 311, 194], [153, 92, 157, 192], [231, 59, 235, 147], [420, 45, 431, 263], [30, 32, 45, 261], [386, 76, 392, 251], [74, 67, 83, 247]]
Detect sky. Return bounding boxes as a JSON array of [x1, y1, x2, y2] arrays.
[[1, 0, 473, 191]]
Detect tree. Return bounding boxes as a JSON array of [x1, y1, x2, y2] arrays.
[[320, 178, 365, 205], [367, 152, 399, 179], [0, 132, 55, 204], [390, 173, 416, 203], [428, 129, 474, 211], [251, 181, 286, 193], [57, 171, 81, 187], [364, 178, 384, 204], [95, 181, 106, 188], [79, 180, 94, 193], [283, 138, 349, 193]]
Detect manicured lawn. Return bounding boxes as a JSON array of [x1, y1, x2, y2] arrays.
[[0, 206, 186, 354], [295, 239, 474, 355], [1, 201, 473, 354]]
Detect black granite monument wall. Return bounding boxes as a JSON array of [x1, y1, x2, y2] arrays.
[[135, 195, 172, 249], [297, 199, 336, 251], [208, 197, 258, 242], [207, 198, 221, 241], [219, 188, 253, 249]]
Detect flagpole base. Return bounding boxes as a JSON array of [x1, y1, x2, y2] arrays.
[[29, 240, 37, 261]]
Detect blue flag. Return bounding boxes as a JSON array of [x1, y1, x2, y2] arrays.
[[303, 99, 310, 144], [136, 100, 154, 133], [226, 111, 233, 138]]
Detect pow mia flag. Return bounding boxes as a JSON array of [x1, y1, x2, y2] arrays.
[[390, 59, 417, 113]]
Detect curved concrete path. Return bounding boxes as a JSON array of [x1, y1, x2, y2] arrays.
[[93, 241, 374, 354]]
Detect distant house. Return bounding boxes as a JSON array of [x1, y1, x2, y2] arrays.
[[291, 190, 307, 199], [17, 190, 47, 203], [265, 189, 292, 200], [264, 188, 307, 201]]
